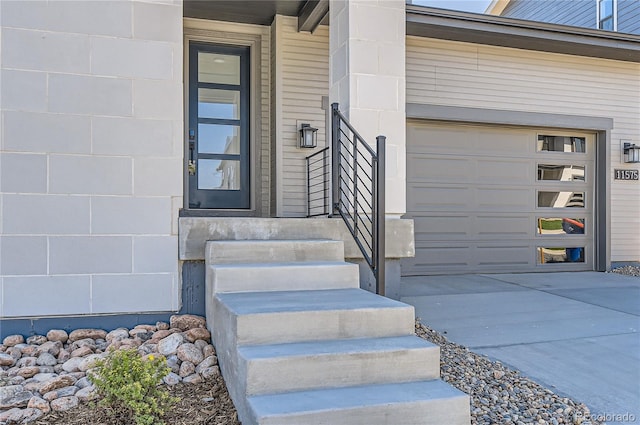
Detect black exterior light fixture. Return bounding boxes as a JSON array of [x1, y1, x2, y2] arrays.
[[623, 141, 640, 163], [299, 123, 318, 148]]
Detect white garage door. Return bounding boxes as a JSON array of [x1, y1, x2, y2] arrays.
[[403, 121, 595, 275]]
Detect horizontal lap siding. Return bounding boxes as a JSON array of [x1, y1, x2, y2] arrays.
[[406, 37, 640, 262], [278, 17, 329, 217], [501, 0, 595, 29], [619, 0, 640, 35]]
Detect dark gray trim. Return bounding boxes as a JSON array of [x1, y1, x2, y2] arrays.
[[298, 0, 329, 33], [595, 130, 611, 272], [406, 5, 640, 63], [406, 102, 611, 273], [407, 103, 614, 131], [184, 1, 305, 26]]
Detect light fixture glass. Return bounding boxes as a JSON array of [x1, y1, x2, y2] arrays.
[[299, 123, 318, 148], [623, 142, 640, 163]]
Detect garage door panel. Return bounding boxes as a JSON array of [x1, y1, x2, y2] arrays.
[[477, 159, 531, 184], [412, 215, 471, 240], [411, 214, 532, 240], [408, 185, 472, 210], [476, 187, 532, 210], [408, 155, 474, 183], [476, 215, 531, 237]]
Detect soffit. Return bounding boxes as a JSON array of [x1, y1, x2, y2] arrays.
[[184, 1, 306, 26]]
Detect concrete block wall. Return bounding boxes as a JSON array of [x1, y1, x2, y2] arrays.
[[0, 0, 184, 318]]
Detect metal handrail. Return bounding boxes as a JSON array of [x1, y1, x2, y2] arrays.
[[331, 103, 386, 296], [305, 146, 331, 217]]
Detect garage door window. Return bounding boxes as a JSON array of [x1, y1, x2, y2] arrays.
[[537, 135, 586, 153], [538, 164, 585, 181]]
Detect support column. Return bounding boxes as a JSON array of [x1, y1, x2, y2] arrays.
[[329, 0, 406, 217]]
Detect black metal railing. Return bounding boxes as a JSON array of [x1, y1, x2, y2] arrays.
[[331, 103, 386, 296], [305, 146, 331, 217]]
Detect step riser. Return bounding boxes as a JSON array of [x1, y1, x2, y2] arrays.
[[252, 395, 471, 425], [206, 240, 345, 264], [240, 347, 440, 395], [207, 262, 359, 294], [236, 307, 415, 345]]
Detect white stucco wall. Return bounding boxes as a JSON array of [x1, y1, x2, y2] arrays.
[[0, 0, 184, 318], [406, 36, 640, 262]]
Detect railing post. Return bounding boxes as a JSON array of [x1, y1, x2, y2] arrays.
[[331, 103, 340, 215], [375, 135, 386, 296]]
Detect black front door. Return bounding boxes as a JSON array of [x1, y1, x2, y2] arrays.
[[188, 42, 250, 209]]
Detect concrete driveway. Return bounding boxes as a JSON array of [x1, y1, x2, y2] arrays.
[[400, 272, 640, 425]]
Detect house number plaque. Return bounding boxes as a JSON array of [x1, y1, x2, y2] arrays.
[[614, 169, 639, 180]]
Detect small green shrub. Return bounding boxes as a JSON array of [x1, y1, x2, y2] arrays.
[[89, 349, 178, 425]]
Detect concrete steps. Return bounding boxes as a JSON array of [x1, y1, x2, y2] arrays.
[[237, 335, 440, 395], [205, 239, 470, 425], [207, 261, 359, 293], [247, 380, 471, 425]]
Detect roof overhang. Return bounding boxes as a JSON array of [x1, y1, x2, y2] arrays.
[[183, 0, 328, 31], [407, 5, 640, 63]]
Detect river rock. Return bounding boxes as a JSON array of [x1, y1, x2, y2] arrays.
[[76, 385, 97, 402], [158, 333, 184, 356], [177, 343, 203, 365], [0, 353, 16, 367], [170, 314, 206, 331], [46, 329, 69, 343], [50, 396, 79, 412], [36, 352, 57, 367], [17, 367, 40, 379], [37, 341, 62, 357], [71, 345, 94, 358], [195, 355, 218, 374], [0, 390, 33, 409], [163, 372, 181, 386], [68, 329, 106, 343], [156, 321, 170, 331], [62, 357, 83, 373], [79, 354, 102, 372], [3, 407, 43, 423], [16, 357, 37, 368], [106, 328, 130, 343], [26, 335, 48, 346], [182, 374, 203, 385], [184, 328, 211, 343], [39, 375, 76, 395], [43, 385, 78, 402], [199, 366, 220, 379], [179, 361, 195, 378], [28, 396, 51, 414], [2, 335, 24, 347]]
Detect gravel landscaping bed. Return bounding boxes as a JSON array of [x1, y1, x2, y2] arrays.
[[2, 314, 605, 424], [610, 265, 640, 277], [415, 320, 600, 425]]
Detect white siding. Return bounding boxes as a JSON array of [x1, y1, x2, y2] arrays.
[[273, 16, 329, 217], [406, 36, 640, 262]]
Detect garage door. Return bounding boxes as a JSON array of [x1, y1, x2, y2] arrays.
[[403, 121, 595, 275]]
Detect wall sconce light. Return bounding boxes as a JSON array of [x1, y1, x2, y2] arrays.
[[623, 141, 640, 163], [299, 123, 318, 148]]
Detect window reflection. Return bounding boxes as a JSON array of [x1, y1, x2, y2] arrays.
[[537, 218, 585, 235], [538, 191, 584, 208], [537, 135, 586, 153], [197, 159, 240, 190], [198, 124, 240, 155], [198, 89, 240, 120], [538, 247, 585, 263], [538, 164, 585, 181], [198, 53, 240, 85]]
